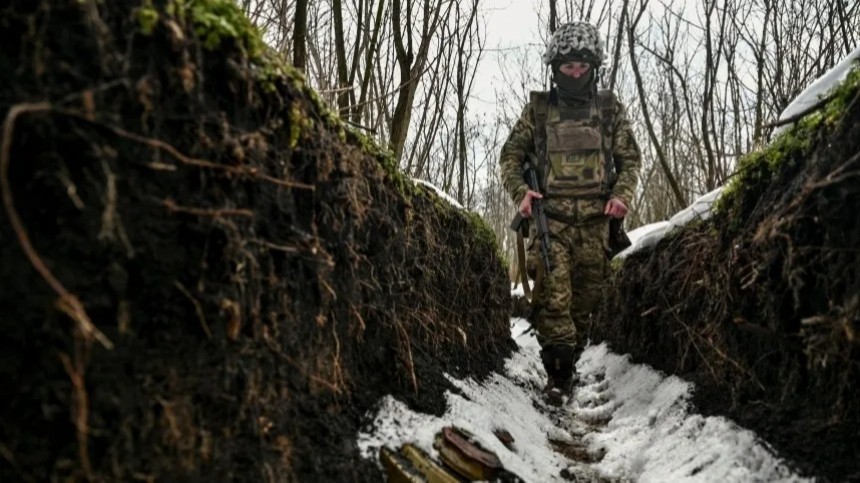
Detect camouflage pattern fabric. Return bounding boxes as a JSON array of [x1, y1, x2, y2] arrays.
[[500, 92, 641, 349], [544, 102, 605, 199], [500, 93, 641, 209], [526, 209, 608, 347]]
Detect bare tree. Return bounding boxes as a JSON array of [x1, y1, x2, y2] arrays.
[[293, 0, 308, 69], [241, 0, 859, 264], [453, 1, 482, 203], [626, 0, 687, 209], [389, 0, 452, 161]]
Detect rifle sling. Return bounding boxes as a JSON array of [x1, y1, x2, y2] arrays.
[[515, 230, 531, 300], [514, 227, 545, 308]]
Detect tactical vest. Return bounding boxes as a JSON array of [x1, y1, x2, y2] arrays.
[[530, 90, 617, 199]]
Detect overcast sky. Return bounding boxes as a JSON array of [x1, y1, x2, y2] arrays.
[[474, 1, 546, 112], [483, 1, 542, 50]]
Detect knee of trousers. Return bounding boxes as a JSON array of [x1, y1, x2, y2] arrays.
[[535, 314, 578, 347], [536, 259, 573, 316]]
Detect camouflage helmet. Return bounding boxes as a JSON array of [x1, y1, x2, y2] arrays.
[[542, 21, 605, 66]]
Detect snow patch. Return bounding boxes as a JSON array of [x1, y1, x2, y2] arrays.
[[578, 344, 809, 482], [412, 178, 464, 209], [356, 316, 809, 482], [510, 281, 533, 298]]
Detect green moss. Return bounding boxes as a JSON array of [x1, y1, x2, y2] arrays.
[[287, 103, 315, 150], [182, 0, 266, 54], [820, 65, 860, 126], [136, 1, 159, 35], [158, 0, 292, 93], [160, 0, 418, 199], [465, 211, 504, 262], [288, 104, 302, 149], [341, 126, 415, 198], [407, 185, 502, 263], [255, 51, 292, 93]]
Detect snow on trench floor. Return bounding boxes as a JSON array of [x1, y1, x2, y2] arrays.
[[357, 317, 810, 482]]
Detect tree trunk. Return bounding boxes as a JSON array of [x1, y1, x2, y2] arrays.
[[293, 0, 309, 70], [389, 0, 446, 162], [626, 2, 686, 209], [332, 0, 350, 112]]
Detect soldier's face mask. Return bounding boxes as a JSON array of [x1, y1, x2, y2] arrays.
[[553, 68, 594, 96]]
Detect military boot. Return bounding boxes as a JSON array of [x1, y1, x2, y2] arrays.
[[540, 344, 578, 406]]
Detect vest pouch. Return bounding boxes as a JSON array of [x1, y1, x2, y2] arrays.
[[545, 122, 605, 198]]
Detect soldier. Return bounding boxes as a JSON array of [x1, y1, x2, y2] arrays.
[[500, 21, 641, 405]]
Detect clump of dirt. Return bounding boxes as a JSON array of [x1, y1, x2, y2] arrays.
[[0, 1, 513, 481], [593, 68, 860, 481]]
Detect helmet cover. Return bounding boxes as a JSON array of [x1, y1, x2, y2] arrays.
[[543, 22, 605, 66]]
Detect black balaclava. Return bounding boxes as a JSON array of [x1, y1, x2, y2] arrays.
[[552, 55, 597, 106]]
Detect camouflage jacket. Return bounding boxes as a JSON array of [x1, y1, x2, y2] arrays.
[[499, 90, 641, 217]]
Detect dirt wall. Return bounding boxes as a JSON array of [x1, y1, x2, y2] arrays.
[[0, 1, 514, 481], [593, 69, 860, 481]]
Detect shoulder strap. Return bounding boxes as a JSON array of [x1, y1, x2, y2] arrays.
[[529, 91, 550, 190], [596, 89, 618, 189], [597, 89, 615, 117], [596, 89, 616, 142]]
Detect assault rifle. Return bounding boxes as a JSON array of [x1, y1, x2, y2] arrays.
[[509, 161, 552, 274]]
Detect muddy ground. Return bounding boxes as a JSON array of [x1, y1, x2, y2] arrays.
[[0, 1, 513, 481], [592, 70, 860, 481]]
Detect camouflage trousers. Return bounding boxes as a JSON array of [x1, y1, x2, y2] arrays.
[[528, 214, 610, 349]]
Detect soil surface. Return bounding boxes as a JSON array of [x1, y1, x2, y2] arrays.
[[0, 1, 513, 481]]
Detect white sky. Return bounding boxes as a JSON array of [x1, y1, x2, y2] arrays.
[[474, 2, 546, 111], [482, 1, 542, 49]]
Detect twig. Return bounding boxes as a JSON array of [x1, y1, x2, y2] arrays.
[[0, 443, 33, 482], [46, 105, 314, 191], [161, 198, 255, 218], [394, 319, 418, 394], [59, 348, 93, 480], [807, 151, 860, 189], [330, 322, 345, 394], [340, 118, 376, 133], [762, 93, 835, 130], [98, 159, 135, 258], [247, 238, 299, 253], [91, 120, 315, 191], [1, 102, 114, 349], [173, 281, 211, 339], [351, 305, 366, 333]]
